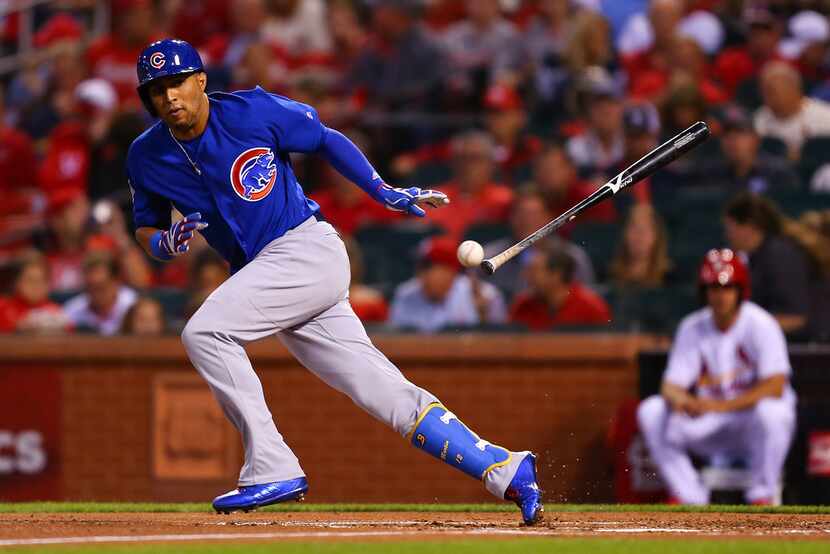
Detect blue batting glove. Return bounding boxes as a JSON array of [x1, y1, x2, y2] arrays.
[[150, 212, 209, 260], [374, 184, 449, 217]]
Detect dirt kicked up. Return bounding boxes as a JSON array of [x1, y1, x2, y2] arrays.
[[1, 511, 830, 547]]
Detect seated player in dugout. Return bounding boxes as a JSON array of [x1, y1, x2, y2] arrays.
[[637, 249, 796, 505], [126, 39, 542, 524]]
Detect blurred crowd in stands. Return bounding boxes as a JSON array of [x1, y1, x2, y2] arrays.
[[1, 0, 830, 340]]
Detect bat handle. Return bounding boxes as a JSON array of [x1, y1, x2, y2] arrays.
[[480, 259, 496, 275]]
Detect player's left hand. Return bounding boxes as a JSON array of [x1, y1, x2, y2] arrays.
[[375, 184, 449, 217]]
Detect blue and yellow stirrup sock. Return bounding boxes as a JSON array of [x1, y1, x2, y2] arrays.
[[408, 403, 511, 481]]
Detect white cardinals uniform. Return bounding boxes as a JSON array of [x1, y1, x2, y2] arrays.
[[637, 301, 796, 504]]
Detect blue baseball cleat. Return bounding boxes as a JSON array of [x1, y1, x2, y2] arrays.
[[213, 477, 308, 514], [504, 454, 544, 525]]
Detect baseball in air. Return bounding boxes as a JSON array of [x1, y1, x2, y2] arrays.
[[457, 240, 484, 268]]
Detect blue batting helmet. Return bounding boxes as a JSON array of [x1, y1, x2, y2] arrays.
[[136, 38, 204, 116]]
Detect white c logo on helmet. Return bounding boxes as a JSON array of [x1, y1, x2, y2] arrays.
[[149, 52, 166, 69]]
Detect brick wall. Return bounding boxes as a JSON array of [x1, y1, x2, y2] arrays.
[[0, 334, 656, 503]]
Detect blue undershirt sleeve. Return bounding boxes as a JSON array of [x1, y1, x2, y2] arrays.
[[318, 127, 385, 201]]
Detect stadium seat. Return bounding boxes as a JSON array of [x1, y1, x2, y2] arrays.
[[404, 162, 452, 188], [767, 189, 830, 218], [49, 290, 80, 305], [605, 284, 697, 334], [462, 223, 510, 246], [759, 136, 788, 158], [653, 187, 730, 230], [148, 288, 188, 321], [798, 137, 830, 188], [569, 222, 620, 281], [355, 224, 444, 288]]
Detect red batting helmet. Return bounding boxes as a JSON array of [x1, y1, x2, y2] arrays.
[[698, 248, 750, 299]]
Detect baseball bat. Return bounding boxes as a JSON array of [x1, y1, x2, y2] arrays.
[[480, 120, 710, 275]]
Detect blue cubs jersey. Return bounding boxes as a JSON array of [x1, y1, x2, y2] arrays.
[[127, 86, 324, 273]]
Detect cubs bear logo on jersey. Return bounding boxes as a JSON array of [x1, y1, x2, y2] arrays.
[[230, 147, 278, 201], [149, 52, 166, 69]]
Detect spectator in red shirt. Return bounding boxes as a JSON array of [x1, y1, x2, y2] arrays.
[[41, 191, 90, 292], [427, 130, 513, 239], [630, 34, 728, 106], [510, 250, 611, 331], [311, 163, 399, 237], [6, 13, 83, 117], [533, 143, 616, 232], [388, 86, 541, 185], [86, 0, 159, 107], [202, 0, 269, 79], [38, 79, 118, 208], [0, 252, 69, 334], [0, 89, 38, 209], [310, 130, 401, 237], [621, 0, 683, 93], [483, 84, 542, 183], [326, 0, 369, 73], [713, 7, 783, 99], [230, 40, 286, 92], [168, 0, 230, 50]]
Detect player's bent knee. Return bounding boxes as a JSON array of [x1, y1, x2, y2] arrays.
[[408, 403, 510, 481], [637, 395, 667, 436], [181, 313, 216, 352], [753, 398, 795, 433]]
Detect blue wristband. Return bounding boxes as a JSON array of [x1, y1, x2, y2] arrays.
[[149, 230, 172, 261]]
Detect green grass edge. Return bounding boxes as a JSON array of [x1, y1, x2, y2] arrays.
[[2, 502, 830, 514]]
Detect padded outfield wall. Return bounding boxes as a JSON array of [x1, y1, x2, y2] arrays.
[[0, 334, 660, 503]]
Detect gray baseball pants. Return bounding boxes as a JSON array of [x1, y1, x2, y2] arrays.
[[181, 217, 524, 497]]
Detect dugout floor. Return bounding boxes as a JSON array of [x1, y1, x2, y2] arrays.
[[2, 511, 830, 546]]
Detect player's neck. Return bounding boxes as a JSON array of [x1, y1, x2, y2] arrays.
[[713, 309, 739, 331], [170, 94, 210, 141]]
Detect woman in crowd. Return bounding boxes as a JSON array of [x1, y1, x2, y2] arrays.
[[120, 296, 167, 336], [608, 204, 673, 288]]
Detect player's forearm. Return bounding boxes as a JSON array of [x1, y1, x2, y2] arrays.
[[318, 127, 384, 199], [660, 381, 694, 410], [719, 375, 787, 412]]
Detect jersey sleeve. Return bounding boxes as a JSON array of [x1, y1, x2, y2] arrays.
[[754, 310, 792, 379], [258, 88, 325, 153], [126, 157, 171, 230], [663, 317, 702, 389]]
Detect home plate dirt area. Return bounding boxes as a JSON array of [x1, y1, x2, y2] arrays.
[[2, 511, 830, 546]]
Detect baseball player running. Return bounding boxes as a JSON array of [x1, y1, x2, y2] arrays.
[[638, 249, 796, 505], [127, 39, 542, 524]]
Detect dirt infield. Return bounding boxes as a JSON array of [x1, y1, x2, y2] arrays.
[[1, 511, 830, 546]]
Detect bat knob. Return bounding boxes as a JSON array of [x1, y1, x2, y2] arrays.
[[480, 259, 496, 275]]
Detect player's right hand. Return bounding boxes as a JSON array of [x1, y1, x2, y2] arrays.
[[159, 212, 209, 257], [375, 184, 449, 217]]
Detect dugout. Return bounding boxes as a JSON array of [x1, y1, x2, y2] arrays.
[[638, 345, 830, 504]]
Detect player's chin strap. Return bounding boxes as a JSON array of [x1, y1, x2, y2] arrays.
[[407, 403, 511, 481]]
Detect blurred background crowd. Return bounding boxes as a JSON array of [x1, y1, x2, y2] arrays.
[[1, 0, 830, 341]]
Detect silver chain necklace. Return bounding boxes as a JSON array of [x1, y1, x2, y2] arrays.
[[168, 127, 202, 176]]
